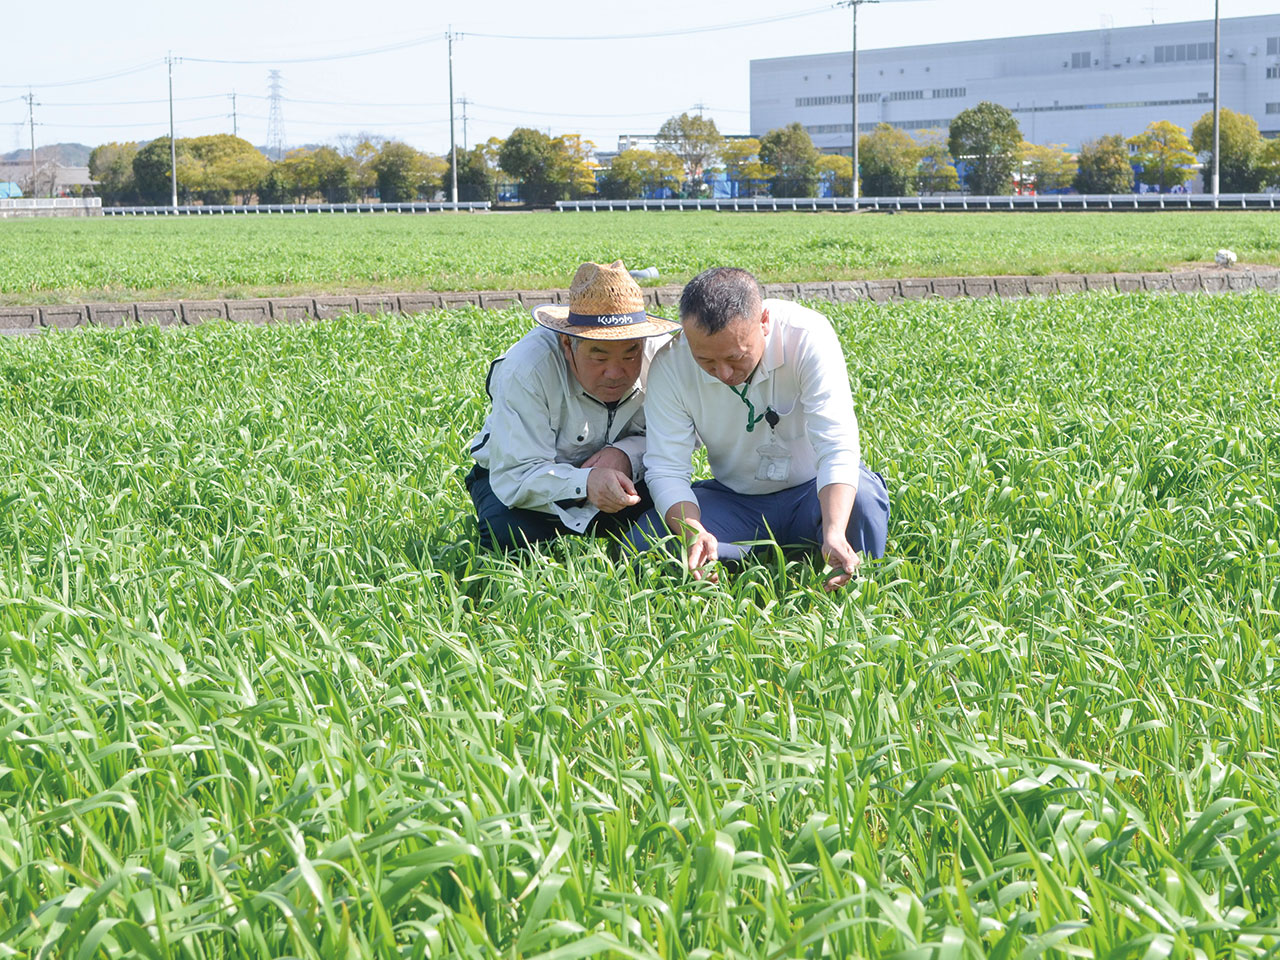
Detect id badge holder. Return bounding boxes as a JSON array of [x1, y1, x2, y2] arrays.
[[755, 435, 792, 482]]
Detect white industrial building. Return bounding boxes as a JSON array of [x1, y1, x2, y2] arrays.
[[750, 14, 1280, 161]]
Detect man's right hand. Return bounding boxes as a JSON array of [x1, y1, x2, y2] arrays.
[[664, 501, 719, 582], [587, 467, 642, 514], [684, 524, 720, 581]]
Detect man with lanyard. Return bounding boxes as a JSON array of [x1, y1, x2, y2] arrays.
[[631, 266, 889, 590], [467, 260, 679, 550]]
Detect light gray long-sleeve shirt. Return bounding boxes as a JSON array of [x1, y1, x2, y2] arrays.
[[471, 326, 667, 532], [643, 299, 862, 522]]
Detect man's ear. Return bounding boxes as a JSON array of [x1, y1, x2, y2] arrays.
[[759, 307, 771, 336], [558, 333, 576, 359]]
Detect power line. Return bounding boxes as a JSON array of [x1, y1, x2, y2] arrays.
[[38, 93, 228, 107], [467, 6, 832, 41], [0, 60, 163, 90], [184, 33, 445, 65]]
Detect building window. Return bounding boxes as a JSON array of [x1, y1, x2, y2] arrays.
[[796, 94, 856, 107], [1154, 42, 1214, 64], [859, 93, 879, 103], [886, 89, 924, 102], [1268, 37, 1279, 55], [1266, 102, 1280, 114], [931, 87, 966, 98], [1071, 51, 1091, 68], [1268, 66, 1280, 79]]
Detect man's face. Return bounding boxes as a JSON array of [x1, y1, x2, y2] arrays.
[[560, 335, 645, 403], [681, 308, 770, 387]]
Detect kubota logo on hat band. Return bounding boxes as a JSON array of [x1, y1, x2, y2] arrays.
[[567, 309, 649, 328]]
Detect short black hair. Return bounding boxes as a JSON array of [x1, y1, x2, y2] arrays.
[[679, 267, 763, 334]]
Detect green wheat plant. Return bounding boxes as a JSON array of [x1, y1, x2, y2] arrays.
[[0, 292, 1277, 958], [2, 211, 1278, 305]]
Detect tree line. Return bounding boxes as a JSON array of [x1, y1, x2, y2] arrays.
[[87, 105, 1280, 206]]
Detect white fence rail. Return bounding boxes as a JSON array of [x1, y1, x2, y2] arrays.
[[557, 194, 1280, 213], [102, 201, 491, 216]]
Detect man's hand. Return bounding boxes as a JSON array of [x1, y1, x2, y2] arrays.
[[664, 501, 719, 583], [683, 522, 720, 582], [821, 533, 861, 592], [582, 445, 633, 476], [586, 467, 641, 513]]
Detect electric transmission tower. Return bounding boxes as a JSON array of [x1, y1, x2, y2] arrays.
[[266, 70, 286, 160]]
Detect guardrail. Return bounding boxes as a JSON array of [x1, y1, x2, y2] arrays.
[[0, 197, 102, 209], [557, 194, 1280, 212], [102, 201, 491, 216]]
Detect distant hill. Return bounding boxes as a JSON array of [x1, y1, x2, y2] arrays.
[[2, 143, 93, 166]]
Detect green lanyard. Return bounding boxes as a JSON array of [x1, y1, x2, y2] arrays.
[[730, 382, 765, 433]]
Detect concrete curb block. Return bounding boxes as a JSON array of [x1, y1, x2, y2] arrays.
[[7, 268, 1276, 335]]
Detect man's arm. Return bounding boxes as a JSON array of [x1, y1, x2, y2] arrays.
[[662, 499, 719, 581], [796, 320, 865, 590], [641, 349, 712, 575], [485, 370, 594, 514], [818, 482, 859, 591]]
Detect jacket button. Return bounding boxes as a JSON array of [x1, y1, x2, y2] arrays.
[[577, 435, 584, 441]]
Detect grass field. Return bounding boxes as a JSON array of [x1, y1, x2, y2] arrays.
[[1, 293, 1278, 958], [2, 211, 1280, 305]]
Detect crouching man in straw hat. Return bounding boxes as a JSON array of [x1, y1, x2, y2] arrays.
[[467, 261, 679, 550], [628, 267, 889, 590]]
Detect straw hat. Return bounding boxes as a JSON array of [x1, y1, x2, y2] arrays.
[[532, 261, 680, 340]]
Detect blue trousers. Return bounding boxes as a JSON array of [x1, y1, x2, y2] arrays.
[[467, 466, 653, 551], [628, 464, 889, 558]]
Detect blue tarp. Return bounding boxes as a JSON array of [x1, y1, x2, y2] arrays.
[[0, 182, 22, 199]]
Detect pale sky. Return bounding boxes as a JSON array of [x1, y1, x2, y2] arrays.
[[4, 1, 1274, 157]]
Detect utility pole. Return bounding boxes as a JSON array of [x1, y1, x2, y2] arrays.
[[448, 29, 459, 205], [1211, 0, 1220, 202], [167, 53, 179, 209], [458, 96, 470, 152], [230, 90, 237, 138], [837, 0, 877, 202], [23, 89, 36, 197]]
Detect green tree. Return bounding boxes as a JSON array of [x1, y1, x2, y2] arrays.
[[758, 122, 819, 197], [1073, 135, 1134, 193], [446, 145, 496, 202], [1020, 142, 1078, 193], [88, 142, 140, 205], [257, 164, 299, 204], [550, 134, 598, 199], [721, 138, 772, 197], [816, 153, 854, 197], [371, 141, 428, 202], [336, 135, 384, 200], [948, 101, 1021, 195], [914, 131, 960, 194], [1192, 108, 1265, 192], [499, 127, 560, 203], [276, 149, 319, 202], [1126, 121, 1195, 192], [418, 153, 449, 198], [313, 147, 357, 203], [185, 134, 270, 203], [656, 113, 724, 193], [598, 149, 683, 199], [1260, 137, 1280, 190], [858, 124, 920, 196], [132, 137, 186, 205]]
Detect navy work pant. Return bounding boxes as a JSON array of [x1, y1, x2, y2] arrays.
[[467, 466, 653, 551], [627, 464, 889, 559]]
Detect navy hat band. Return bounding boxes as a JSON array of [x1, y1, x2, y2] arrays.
[[567, 309, 649, 328]]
